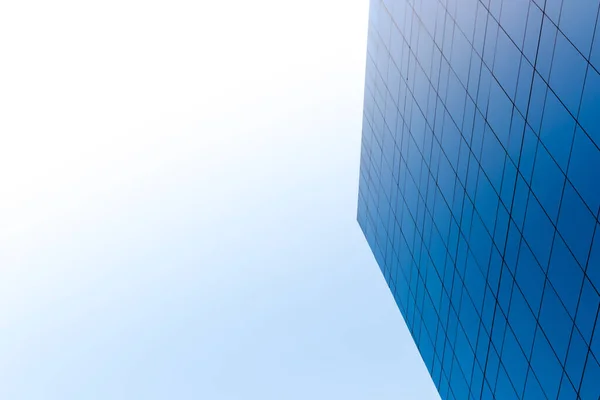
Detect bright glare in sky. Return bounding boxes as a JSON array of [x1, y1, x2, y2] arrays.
[[0, 1, 439, 399]]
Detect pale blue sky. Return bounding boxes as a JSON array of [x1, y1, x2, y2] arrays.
[[0, 0, 439, 398]]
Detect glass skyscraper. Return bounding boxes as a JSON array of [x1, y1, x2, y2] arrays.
[[357, 0, 600, 399]]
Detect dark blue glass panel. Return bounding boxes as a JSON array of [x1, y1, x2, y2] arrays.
[[508, 285, 537, 356], [558, 379, 577, 400], [547, 234, 584, 317], [588, 227, 600, 293], [530, 142, 566, 222], [557, 183, 596, 266], [575, 278, 600, 344], [579, 66, 600, 147], [484, 344, 501, 391], [527, 73, 548, 135], [568, 127, 600, 214], [475, 174, 499, 233], [566, 327, 588, 391], [471, 363, 484, 399], [580, 355, 600, 399], [511, 175, 529, 231], [538, 284, 573, 363], [494, 364, 518, 399], [504, 223, 521, 273], [501, 326, 528, 395], [515, 243, 545, 316], [497, 269, 514, 316], [523, 372, 545, 399], [472, 4, 487, 57], [518, 125, 537, 184], [531, 329, 562, 399], [592, 22, 600, 71]]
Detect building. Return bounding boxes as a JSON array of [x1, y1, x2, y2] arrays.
[[357, 0, 600, 398]]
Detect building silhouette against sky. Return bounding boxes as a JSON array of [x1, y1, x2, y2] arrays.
[[357, 0, 600, 398]]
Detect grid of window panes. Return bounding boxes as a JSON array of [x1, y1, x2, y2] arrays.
[[356, 0, 600, 399]]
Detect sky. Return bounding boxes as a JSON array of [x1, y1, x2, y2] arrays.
[[0, 0, 440, 399]]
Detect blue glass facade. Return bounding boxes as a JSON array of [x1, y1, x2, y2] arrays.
[[357, 0, 600, 399]]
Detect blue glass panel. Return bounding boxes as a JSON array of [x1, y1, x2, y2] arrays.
[[511, 175, 529, 231], [493, 30, 521, 99], [477, 65, 493, 114], [499, 0, 529, 48], [518, 125, 538, 184], [494, 203, 509, 250], [580, 354, 600, 399], [557, 183, 596, 266], [501, 326, 528, 395], [488, 249, 503, 294], [566, 327, 588, 391], [504, 224, 521, 274], [592, 21, 600, 71], [539, 89, 576, 172], [515, 59, 534, 117], [538, 284, 573, 363], [547, 234, 584, 317], [588, 226, 600, 293], [523, 372, 545, 399], [464, 257, 486, 310], [477, 324, 491, 364], [536, 17, 557, 82], [568, 127, 600, 214], [483, 14, 499, 69], [475, 174, 499, 233], [576, 278, 600, 344], [516, 242, 545, 316], [495, 364, 518, 399], [523, 3, 543, 64], [522, 195, 555, 268], [531, 329, 563, 399], [454, 325, 475, 382], [485, 345, 501, 391], [507, 110, 525, 166], [450, 357, 470, 400], [578, 65, 600, 147], [550, 32, 588, 117], [559, 0, 598, 56], [451, 29, 472, 88], [489, 0, 502, 20], [473, 4, 487, 57], [558, 379, 577, 400], [527, 73, 548, 135], [471, 363, 484, 399], [545, 0, 563, 24], [592, 327, 600, 373], [486, 84, 512, 151], [530, 142, 566, 222], [498, 269, 514, 316]]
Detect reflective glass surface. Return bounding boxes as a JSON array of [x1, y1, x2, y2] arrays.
[[357, 1, 600, 399]]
